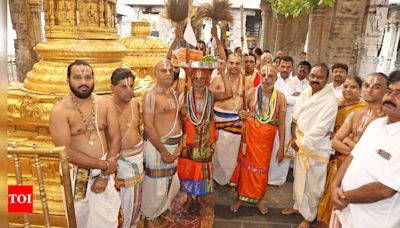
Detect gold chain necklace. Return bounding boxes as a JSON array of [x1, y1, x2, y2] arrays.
[[115, 100, 134, 129], [71, 94, 96, 146]]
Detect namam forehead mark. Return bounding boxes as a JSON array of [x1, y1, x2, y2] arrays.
[[124, 77, 133, 91], [73, 65, 93, 76], [193, 70, 206, 80], [261, 65, 277, 77], [155, 59, 173, 72], [365, 75, 384, 87]]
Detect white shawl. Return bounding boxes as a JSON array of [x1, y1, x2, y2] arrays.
[[292, 85, 337, 156]]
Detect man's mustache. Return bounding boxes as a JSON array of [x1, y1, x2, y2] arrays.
[[383, 100, 397, 108], [311, 82, 320, 85]]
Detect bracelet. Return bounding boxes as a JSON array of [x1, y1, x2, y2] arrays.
[[102, 160, 109, 171]]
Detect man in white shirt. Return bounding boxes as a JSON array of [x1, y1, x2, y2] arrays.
[[329, 63, 348, 98], [276, 56, 295, 91], [269, 61, 311, 185], [331, 71, 400, 228]]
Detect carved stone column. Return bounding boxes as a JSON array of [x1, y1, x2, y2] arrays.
[[9, 0, 42, 82], [378, 21, 399, 74], [274, 14, 285, 55], [356, 0, 389, 78], [287, 13, 309, 64], [326, 0, 369, 75], [306, 6, 332, 65], [390, 22, 400, 72], [259, 0, 273, 51]]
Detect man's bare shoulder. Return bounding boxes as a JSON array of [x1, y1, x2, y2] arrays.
[[351, 107, 368, 119], [51, 96, 71, 114], [143, 87, 156, 97], [131, 97, 140, 108], [247, 87, 257, 98], [212, 75, 224, 84], [244, 76, 253, 86]]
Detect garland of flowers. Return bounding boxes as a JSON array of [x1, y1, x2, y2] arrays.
[[186, 87, 212, 126], [254, 85, 278, 123]]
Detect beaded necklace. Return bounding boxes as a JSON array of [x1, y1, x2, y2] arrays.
[[253, 85, 278, 124], [71, 94, 96, 146], [186, 87, 212, 126]]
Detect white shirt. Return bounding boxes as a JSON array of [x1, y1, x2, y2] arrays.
[[328, 82, 343, 98], [275, 72, 294, 92], [282, 76, 309, 106], [340, 117, 400, 228]]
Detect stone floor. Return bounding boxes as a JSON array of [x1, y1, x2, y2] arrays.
[[139, 169, 317, 227], [213, 183, 305, 228]]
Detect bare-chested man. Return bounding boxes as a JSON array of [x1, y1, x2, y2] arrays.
[[332, 72, 387, 157], [210, 53, 253, 186], [230, 64, 286, 214], [49, 60, 121, 228], [243, 53, 261, 86], [110, 68, 143, 228], [141, 59, 183, 227]]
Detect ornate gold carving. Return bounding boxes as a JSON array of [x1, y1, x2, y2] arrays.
[[120, 22, 168, 78]]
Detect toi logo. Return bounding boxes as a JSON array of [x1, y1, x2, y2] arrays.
[[8, 185, 33, 213]]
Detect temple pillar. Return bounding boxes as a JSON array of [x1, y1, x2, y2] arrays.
[[356, 0, 389, 78], [287, 13, 309, 64], [326, 0, 369, 75], [259, 0, 273, 51], [9, 0, 42, 82], [377, 6, 400, 75], [306, 6, 332, 65], [273, 14, 285, 56]]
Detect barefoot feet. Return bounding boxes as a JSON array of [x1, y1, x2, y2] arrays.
[[281, 207, 299, 215], [297, 219, 311, 228], [230, 200, 242, 213], [256, 202, 269, 215]]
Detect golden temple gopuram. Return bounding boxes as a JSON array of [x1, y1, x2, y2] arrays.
[[7, 0, 167, 226]]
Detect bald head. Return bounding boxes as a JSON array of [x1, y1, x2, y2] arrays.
[[153, 58, 172, 71], [261, 53, 273, 67]]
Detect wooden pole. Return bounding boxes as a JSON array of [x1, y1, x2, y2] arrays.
[[240, 4, 247, 155]]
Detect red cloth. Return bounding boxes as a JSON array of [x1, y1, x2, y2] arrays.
[[253, 72, 261, 86], [230, 117, 277, 203]]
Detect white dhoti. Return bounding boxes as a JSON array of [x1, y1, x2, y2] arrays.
[[292, 154, 327, 222], [268, 105, 293, 185], [212, 107, 242, 185], [141, 140, 180, 219], [268, 133, 290, 185], [71, 155, 121, 228], [117, 139, 145, 228]]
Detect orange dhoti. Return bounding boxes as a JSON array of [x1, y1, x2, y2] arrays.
[[230, 117, 278, 203]]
